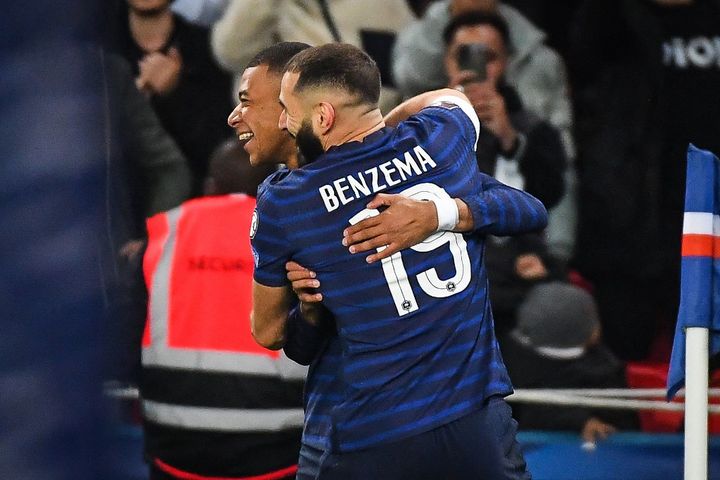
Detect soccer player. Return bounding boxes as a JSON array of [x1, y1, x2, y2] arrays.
[[251, 43, 546, 479], [227, 42, 311, 169]]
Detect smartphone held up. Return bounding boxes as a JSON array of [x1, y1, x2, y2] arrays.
[[456, 43, 488, 82]]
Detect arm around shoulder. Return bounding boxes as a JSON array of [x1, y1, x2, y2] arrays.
[[383, 88, 471, 126], [460, 175, 548, 236]]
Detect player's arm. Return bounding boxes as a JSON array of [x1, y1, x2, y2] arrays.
[[344, 89, 546, 263], [250, 183, 300, 350], [343, 180, 547, 263], [339, 89, 478, 263], [283, 306, 324, 366], [253, 276, 331, 361], [343, 89, 478, 263], [251, 280, 295, 350], [341, 194, 473, 264], [383, 88, 473, 127], [282, 261, 332, 365], [462, 173, 548, 236], [283, 303, 332, 366]]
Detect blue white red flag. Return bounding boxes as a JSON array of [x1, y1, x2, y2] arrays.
[[667, 145, 720, 399]]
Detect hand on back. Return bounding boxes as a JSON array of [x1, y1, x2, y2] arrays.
[[285, 192, 440, 302], [343, 193, 438, 263]]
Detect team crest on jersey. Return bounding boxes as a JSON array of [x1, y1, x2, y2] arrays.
[[250, 208, 259, 239]]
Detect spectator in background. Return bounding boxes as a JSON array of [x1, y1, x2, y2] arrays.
[[443, 12, 566, 212], [440, 12, 569, 343], [210, 0, 416, 111], [104, 53, 191, 251], [394, 0, 578, 262], [394, 0, 572, 148], [102, 52, 192, 383], [570, 0, 720, 360], [484, 233, 566, 337], [502, 282, 638, 442], [140, 139, 305, 480], [111, 0, 233, 195]]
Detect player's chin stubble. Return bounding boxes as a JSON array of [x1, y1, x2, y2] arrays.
[[296, 120, 325, 164]]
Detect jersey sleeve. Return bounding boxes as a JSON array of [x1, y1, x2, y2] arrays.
[[405, 95, 480, 151], [428, 95, 480, 148], [250, 185, 293, 287], [283, 305, 328, 366], [461, 172, 549, 236]]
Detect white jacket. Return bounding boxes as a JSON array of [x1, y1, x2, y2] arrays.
[[211, 0, 415, 111], [392, 1, 577, 260]]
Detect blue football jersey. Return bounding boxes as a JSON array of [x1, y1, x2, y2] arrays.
[[252, 100, 546, 452]]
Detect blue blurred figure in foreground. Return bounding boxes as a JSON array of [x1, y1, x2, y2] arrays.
[[0, 1, 116, 478]]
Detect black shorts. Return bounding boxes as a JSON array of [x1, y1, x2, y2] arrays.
[[297, 397, 530, 480]]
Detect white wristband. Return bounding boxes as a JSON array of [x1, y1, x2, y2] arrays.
[[431, 197, 459, 232]]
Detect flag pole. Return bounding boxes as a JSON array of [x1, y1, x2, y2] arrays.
[[685, 326, 709, 480]]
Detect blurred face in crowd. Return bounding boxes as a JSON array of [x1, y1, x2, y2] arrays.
[[444, 23, 508, 86], [228, 65, 296, 167], [278, 72, 326, 164], [127, 0, 171, 15]]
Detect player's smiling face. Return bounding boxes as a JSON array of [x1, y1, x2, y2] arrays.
[[227, 65, 295, 166]]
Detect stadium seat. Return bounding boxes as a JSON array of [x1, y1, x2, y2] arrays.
[[626, 362, 720, 434]]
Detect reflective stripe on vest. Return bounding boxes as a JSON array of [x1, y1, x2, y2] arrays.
[[141, 196, 306, 430], [142, 195, 306, 379], [142, 400, 305, 432]]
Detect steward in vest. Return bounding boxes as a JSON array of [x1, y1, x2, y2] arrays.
[[141, 140, 305, 480]]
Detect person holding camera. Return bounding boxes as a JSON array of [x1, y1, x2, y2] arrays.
[[397, 1, 579, 263], [443, 11, 567, 211]]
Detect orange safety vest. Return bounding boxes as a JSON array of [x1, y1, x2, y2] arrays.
[[141, 194, 305, 432]]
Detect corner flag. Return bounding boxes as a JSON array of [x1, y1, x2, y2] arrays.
[[667, 145, 720, 400]]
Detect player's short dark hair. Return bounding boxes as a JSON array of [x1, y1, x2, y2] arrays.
[[284, 43, 381, 106], [245, 42, 313, 75], [442, 11, 511, 49]]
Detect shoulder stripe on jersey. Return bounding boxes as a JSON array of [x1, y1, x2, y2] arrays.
[[340, 376, 483, 428], [306, 353, 490, 407], [341, 400, 475, 450], [428, 95, 480, 148]]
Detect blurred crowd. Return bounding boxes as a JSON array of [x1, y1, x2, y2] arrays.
[[95, 0, 720, 476]]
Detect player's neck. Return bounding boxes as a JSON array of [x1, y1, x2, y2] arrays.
[[324, 109, 385, 150], [129, 9, 174, 52], [285, 151, 300, 170]]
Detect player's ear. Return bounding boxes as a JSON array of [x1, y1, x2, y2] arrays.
[[315, 102, 335, 134]]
